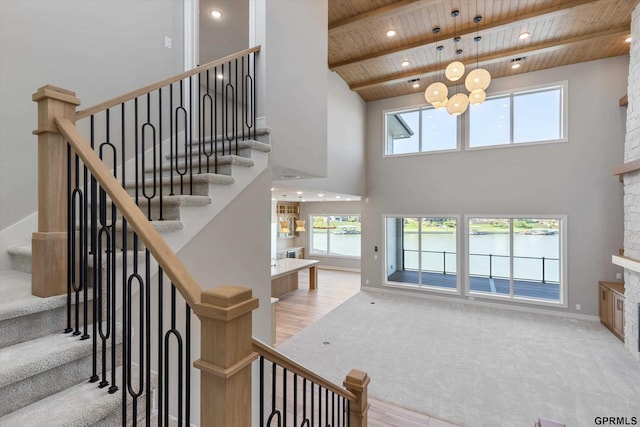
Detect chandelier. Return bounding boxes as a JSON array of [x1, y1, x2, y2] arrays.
[[425, 10, 491, 116]]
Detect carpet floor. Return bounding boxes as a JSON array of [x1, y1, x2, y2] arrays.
[[277, 290, 640, 427]]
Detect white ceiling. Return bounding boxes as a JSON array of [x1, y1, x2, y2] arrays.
[[271, 185, 361, 203]]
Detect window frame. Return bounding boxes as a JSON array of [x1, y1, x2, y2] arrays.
[[465, 81, 568, 151], [309, 214, 362, 259], [464, 214, 568, 308], [382, 103, 460, 157], [382, 214, 462, 295]]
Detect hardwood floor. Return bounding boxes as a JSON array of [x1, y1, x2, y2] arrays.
[[274, 268, 462, 427], [274, 268, 360, 347]]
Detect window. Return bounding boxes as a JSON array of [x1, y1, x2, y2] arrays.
[[385, 105, 457, 155], [385, 216, 458, 291], [383, 82, 566, 156], [310, 215, 361, 257], [467, 217, 564, 304], [469, 85, 565, 148]]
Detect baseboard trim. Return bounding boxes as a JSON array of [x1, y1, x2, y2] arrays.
[[317, 265, 361, 273], [361, 286, 600, 322]]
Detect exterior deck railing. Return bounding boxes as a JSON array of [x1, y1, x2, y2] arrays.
[[402, 249, 560, 284]]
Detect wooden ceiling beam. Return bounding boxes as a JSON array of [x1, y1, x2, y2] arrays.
[[330, 0, 600, 70], [350, 27, 629, 91], [328, 0, 436, 32]]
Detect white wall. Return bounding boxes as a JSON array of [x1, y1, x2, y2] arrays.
[[199, 0, 249, 64], [177, 169, 272, 425], [262, 0, 328, 181], [300, 200, 361, 271], [362, 56, 628, 316], [274, 70, 366, 196], [0, 0, 185, 231]]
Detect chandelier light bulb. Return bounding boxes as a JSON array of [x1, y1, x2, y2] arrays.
[[425, 82, 449, 104], [445, 61, 465, 82], [469, 89, 486, 104], [465, 68, 491, 91], [446, 93, 469, 116]]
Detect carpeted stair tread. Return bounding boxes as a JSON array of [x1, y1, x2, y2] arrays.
[[167, 138, 272, 160], [146, 154, 255, 174], [123, 172, 234, 190], [0, 367, 123, 427], [180, 127, 271, 147], [0, 331, 94, 388], [96, 194, 212, 208], [0, 270, 66, 322], [114, 219, 184, 233]]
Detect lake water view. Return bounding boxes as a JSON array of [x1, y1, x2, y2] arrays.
[[402, 232, 560, 283], [310, 230, 560, 284]]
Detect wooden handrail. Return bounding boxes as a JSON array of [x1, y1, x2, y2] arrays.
[[252, 338, 358, 401], [76, 45, 261, 120], [55, 117, 202, 307]]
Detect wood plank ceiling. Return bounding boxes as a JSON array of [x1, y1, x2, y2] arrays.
[[328, 0, 637, 102]]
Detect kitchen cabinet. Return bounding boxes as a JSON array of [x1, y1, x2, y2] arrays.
[[598, 281, 625, 342]]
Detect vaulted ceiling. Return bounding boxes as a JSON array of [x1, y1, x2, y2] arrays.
[[328, 0, 637, 102]]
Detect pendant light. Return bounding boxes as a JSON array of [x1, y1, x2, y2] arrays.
[[445, 10, 465, 82], [465, 15, 491, 95], [425, 27, 448, 106], [447, 92, 470, 116], [278, 195, 290, 233], [295, 196, 306, 232]]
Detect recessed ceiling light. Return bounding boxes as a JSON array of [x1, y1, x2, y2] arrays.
[[296, 191, 303, 195], [412, 83, 420, 88], [270, 188, 274, 191], [336, 196, 341, 199], [511, 57, 525, 70], [271, 197, 275, 201], [401, 60, 410, 67], [211, 10, 222, 19], [386, 29, 396, 37], [518, 32, 530, 40], [346, 198, 352, 201], [301, 199, 306, 202], [318, 193, 324, 197], [626, 36, 632, 43]]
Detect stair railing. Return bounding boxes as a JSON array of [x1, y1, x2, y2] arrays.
[[32, 45, 369, 426], [253, 338, 370, 427]]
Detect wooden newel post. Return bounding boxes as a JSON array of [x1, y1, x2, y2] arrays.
[[31, 85, 81, 297], [344, 369, 370, 427], [194, 285, 259, 427]]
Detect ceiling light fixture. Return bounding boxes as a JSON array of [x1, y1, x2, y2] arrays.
[[626, 36, 632, 43], [425, 8, 491, 116], [401, 60, 410, 67], [465, 16, 491, 105], [425, 28, 448, 108], [412, 83, 420, 89], [519, 32, 531, 40], [211, 10, 222, 19], [511, 57, 525, 70], [386, 29, 397, 37], [444, 11, 465, 82]]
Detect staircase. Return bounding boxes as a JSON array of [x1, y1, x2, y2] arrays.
[[0, 46, 370, 426], [0, 129, 270, 425]]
